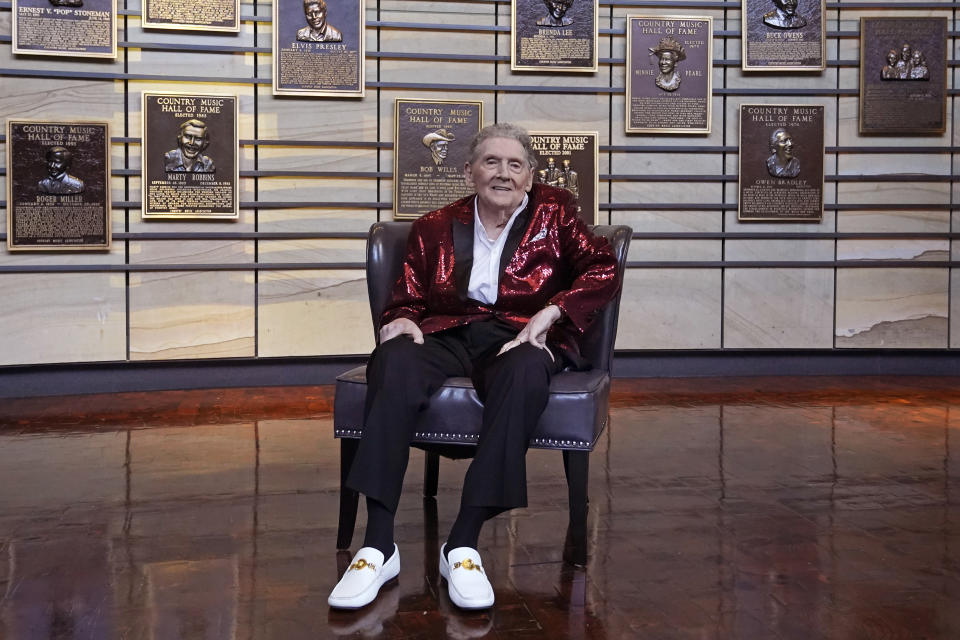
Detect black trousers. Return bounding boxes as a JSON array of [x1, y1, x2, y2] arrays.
[[345, 319, 563, 513]]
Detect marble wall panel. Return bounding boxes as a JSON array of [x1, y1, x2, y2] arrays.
[[616, 268, 721, 349], [837, 209, 949, 234], [629, 239, 721, 262], [0, 431, 126, 513], [611, 178, 723, 206], [258, 238, 365, 264], [128, 270, 255, 359], [256, 93, 378, 143], [257, 207, 379, 234], [724, 268, 834, 348], [725, 239, 834, 262], [0, 78, 125, 128], [0, 273, 126, 365], [837, 181, 949, 207], [129, 239, 254, 264], [129, 424, 255, 502], [836, 268, 948, 348], [611, 210, 722, 234], [256, 146, 377, 173], [839, 239, 948, 262], [258, 269, 373, 356], [496, 93, 610, 143], [612, 151, 722, 177], [837, 152, 950, 176], [256, 176, 376, 204]]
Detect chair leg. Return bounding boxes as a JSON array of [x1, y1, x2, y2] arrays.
[[423, 451, 440, 498], [336, 438, 360, 549], [562, 449, 589, 566]]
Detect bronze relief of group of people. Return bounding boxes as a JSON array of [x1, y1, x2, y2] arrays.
[[881, 43, 930, 80], [536, 156, 579, 201]]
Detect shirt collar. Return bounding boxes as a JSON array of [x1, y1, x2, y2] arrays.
[[473, 193, 529, 242]]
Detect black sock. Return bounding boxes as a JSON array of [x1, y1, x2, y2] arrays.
[[445, 505, 504, 558], [362, 497, 395, 558]]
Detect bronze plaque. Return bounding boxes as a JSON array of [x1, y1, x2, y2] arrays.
[[511, 0, 598, 72], [625, 15, 713, 134], [529, 131, 598, 225], [141, 93, 238, 220], [738, 104, 824, 222], [741, 0, 825, 71], [393, 99, 483, 220], [12, 0, 117, 58], [273, 0, 365, 97], [142, 0, 238, 31], [859, 17, 947, 135], [6, 120, 111, 251]]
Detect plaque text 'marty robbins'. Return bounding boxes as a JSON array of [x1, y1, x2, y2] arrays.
[[511, 0, 598, 72], [273, 0, 365, 97], [528, 132, 598, 225], [741, 0, 825, 71], [738, 104, 824, 222], [142, 93, 239, 220], [859, 17, 947, 135], [393, 100, 483, 220], [7, 120, 112, 251], [142, 0, 238, 31], [12, 0, 116, 58], [625, 15, 713, 134]]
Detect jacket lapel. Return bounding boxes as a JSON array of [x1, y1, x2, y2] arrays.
[[451, 199, 474, 301], [496, 195, 533, 279]]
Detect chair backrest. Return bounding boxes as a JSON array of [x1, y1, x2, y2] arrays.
[[366, 222, 631, 372]]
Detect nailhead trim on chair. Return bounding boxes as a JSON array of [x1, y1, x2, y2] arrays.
[[333, 428, 593, 449]]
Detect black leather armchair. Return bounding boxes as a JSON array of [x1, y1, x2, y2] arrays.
[[333, 222, 631, 565]]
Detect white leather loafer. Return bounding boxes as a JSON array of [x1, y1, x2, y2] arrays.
[[328, 544, 400, 609], [439, 544, 494, 609]]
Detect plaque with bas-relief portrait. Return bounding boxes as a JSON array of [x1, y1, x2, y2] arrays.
[[738, 104, 824, 222], [858, 17, 947, 135], [393, 99, 483, 220], [741, 0, 825, 71], [12, 0, 117, 58], [511, 0, 598, 72], [142, 0, 239, 31], [528, 131, 598, 225], [6, 120, 112, 251], [625, 15, 713, 134], [141, 92, 239, 220], [273, 0, 365, 97]]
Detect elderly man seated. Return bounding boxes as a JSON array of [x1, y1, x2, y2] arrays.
[[328, 123, 620, 610]]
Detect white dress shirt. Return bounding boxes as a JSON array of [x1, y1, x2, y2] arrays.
[[467, 194, 528, 305]]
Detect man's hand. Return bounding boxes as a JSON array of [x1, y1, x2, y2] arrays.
[[379, 318, 424, 344], [497, 304, 562, 361]]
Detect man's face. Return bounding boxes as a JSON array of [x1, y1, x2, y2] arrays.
[[777, 0, 798, 16], [47, 151, 68, 177], [178, 125, 208, 159], [562, 159, 571, 170], [544, 0, 572, 20], [305, 2, 326, 30], [901, 44, 912, 62], [658, 51, 678, 74], [773, 131, 793, 159], [887, 50, 898, 66], [465, 137, 533, 214], [432, 140, 448, 160]]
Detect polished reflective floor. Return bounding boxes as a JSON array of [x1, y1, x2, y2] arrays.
[[1, 377, 960, 639]]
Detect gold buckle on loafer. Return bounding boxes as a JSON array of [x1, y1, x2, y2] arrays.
[[452, 558, 483, 573], [349, 558, 377, 571]]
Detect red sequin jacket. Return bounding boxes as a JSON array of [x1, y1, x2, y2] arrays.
[[381, 184, 620, 358]]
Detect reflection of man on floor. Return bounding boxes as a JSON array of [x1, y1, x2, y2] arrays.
[[163, 119, 215, 173], [38, 146, 84, 195], [297, 0, 342, 42], [328, 123, 620, 612]]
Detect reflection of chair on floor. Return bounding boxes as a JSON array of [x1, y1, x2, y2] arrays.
[[334, 222, 632, 565]]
